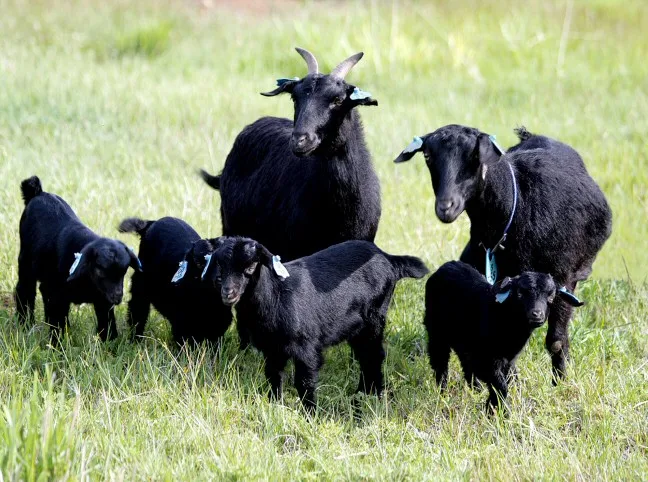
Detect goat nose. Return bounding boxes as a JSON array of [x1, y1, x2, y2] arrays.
[[292, 133, 308, 148], [438, 199, 454, 211], [531, 309, 544, 320], [222, 287, 234, 298]]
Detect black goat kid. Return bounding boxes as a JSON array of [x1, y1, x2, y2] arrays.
[[200, 47, 381, 262], [15, 176, 141, 341], [203, 237, 429, 410], [395, 125, 612, 383], [118, 217, 232, 345], [426, 261, 584, 408]]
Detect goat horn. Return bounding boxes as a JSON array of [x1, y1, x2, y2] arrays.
[[295, 47, 318, 75], [330, 52, 364, 80]]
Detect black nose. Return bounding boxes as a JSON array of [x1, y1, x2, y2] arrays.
[[292, 132, 309, 149], [437, 199, 455, 212], [531, 309, 544, 320]]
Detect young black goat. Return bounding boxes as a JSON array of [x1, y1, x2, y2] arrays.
[[200, 48, 381, 262], [118, 217, 232, 344], [395, 125, 612, 382], [425, 261, 583, 408], [203, 237, 429, 410], [15, 176, 141, 341]]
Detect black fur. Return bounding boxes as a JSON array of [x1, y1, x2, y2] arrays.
[[200, 55, 381, 262], [203, 237, 429, 410], [395, 125, 612, 382], [118, 216, 233, 345], [15, 176, 141, 341], [425, 261, 583, 408]]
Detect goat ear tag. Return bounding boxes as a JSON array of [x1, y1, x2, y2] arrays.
[[276, 77, 299, 86], [272, 255, 289, 279], [403, 136, 424, 154], [69, 252, 82, 275], [201, 254, 212, 280], [350, 87, 372, 100], [495, 290, 511, 303], [559, 286, 583, 305], [485, 249, 498, 285], [171, 260, 188, 283], [488, 134, 505, 155]]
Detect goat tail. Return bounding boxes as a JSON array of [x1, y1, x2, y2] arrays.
[[199, 169, 221, 190], [118, 217, 154, 237], [389, 255, 430, 280], [20, 176, 43, 205], [514, 126, 533, 141]]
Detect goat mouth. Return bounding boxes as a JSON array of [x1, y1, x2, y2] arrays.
[[529, 319, 546, 328], [222, 295, 241, 306], [435, 208, 462, 224]]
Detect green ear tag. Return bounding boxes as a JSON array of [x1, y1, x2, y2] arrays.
[[485, 249, 498, 285]]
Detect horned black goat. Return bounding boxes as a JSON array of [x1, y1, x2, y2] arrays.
[[200, 47, 381, 261]]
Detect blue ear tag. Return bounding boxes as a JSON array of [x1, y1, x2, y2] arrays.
[[350, 87, 372, 101], [403, 136, 424, 154], [272, 255, 289, 279], [171, 260, 188, 283], [495, 290, 511, 303], [485, 248, 498, 285], [276, 77, 299, 86], [559, 286, 583, 305], [488, 134, 506, 155], [201, 254, 212, 280], [69, 252, 82, 275]]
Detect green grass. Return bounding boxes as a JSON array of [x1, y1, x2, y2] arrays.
[[0, 0, 647, 479]]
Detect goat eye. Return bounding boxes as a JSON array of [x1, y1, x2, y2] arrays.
[[331, 97, 344, 108], [244, 262, 258, 275]]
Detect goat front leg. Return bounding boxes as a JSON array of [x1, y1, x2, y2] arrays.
[[546, 297, 574, 384], [486, 360, 509, 410], [264, 354, 288, 401], [294, 350, 324, 411], [95, 302, 118, 341]]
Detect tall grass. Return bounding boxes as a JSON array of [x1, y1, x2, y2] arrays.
[[0, 0, 646, 479]]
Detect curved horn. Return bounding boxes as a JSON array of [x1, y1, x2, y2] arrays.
[[330, 52, 364, 80], [295, 47, 318, 75]]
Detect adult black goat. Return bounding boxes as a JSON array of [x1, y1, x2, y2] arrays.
[[200, 47, 381, 261], [394, 125, 612, 383]]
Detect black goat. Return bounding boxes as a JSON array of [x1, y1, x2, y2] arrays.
[[425, 261, 584, 408], [202, 237, 429, 410], [200, 47, 381, 262], [118, 217, 232, 345], [15, 176, 141, 341], [394, 125, 612, 382]]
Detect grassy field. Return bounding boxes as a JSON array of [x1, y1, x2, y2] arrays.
[[1, 0, 647, 479]]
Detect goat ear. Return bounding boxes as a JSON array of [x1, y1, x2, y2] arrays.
[[558, 287, 585, 307], [347, 85, 378, 107], [261, 78, 298, 97], [121, 242, 142, 272], [254, 243, 274, 270], [394, 135, 426, 163], [476, 133, 502, 166]]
